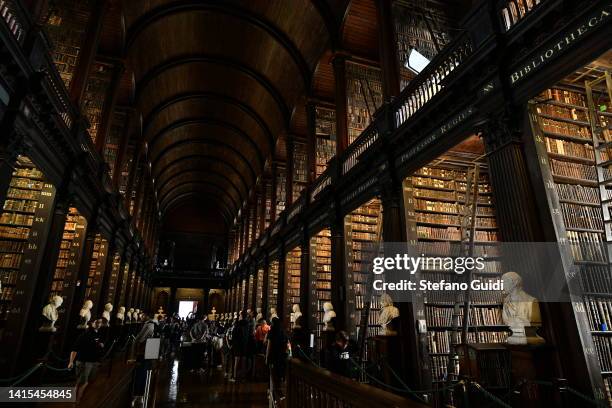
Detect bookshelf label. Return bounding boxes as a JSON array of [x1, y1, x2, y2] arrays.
[[510, 3, 612, 86]]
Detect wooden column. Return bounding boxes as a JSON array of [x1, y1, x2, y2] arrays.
[[332, 54, 349, 154], [98, 236, 117, 308], [262, 256, 270, 316], [330, 213, 348, 332], [95, 63, 125, 153], [306, 102, 317, 184], [286, 136, 294, 205], [125, 148, 142, 204], [111, 111, 133, 188], [374, 0, 401, 100], [259, 186, 266, 234], [299, 228, 312, 332], [68, 0, 108, 106], [277, 249, 287, 322], [73, 228, 98, 316]]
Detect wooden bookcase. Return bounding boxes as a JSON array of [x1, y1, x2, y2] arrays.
[[404, 157, 505, 387], [315, 107, 336, 177], [308, 229, 332, 351], [0, 156, 56, 370], [346, 62, 383, 145], [293, 142, 308, 200], [276, 167, 286, 218], [344, 199, 383, 341], [268, 259, 280, 314], [83, 234, 109, 307], [529, 77, 612, 404], [256, 266, 264, 312], [285, 246, 302, 326], [248, 273, 254, 312], [117, 259, 131, 307], [52, 207, 87, 329], [104, 251, 122, 305]]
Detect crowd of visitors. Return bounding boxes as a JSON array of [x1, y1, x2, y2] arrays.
[[67, 307, 358, 404]]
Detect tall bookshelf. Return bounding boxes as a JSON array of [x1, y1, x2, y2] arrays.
[[268, 260, 279, 314], [82, 61, 113, 144], [241, 278, 247, 311], [404, 151, 506, 388], [0, 157, 55, 347], [285, 246, 302, 326], [265, 182, 272, 229], [346, 62, 383, 145], [248, 273, 255, 311], [256, 267, 264, 312], [345, 199, 383, 340], [104, 109, 127, 178], [85, 234, 108, 304], [315, 107, 336, 176], [293, 142, 308, 199], [104, 252, 122, 305], [309, 229, 332, 351], [530, 77, 612, 404], [117, 260, 131, 307], [276, 167, 286, 218]]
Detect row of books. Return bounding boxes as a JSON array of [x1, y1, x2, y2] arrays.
[[425, 306, 503, 327], [427, 331, 508, 354], [0, 271, 17, 285], [431, 355, 459, 381], [561, 203, 604, 230], [540, 117, 591, 139], [414, 188, 455, 201], [0, 226, 29, 240], [0, 213, 33, 227], [593, 336, 612, 371], [456, 182, 492, 194], [0, 254, 22, 269], [424, 288, 503, 304], [14, 168, 44, 180], [268, 261, 279, 311], [457, 194, 494, 206], [6, 188, 39, 201], [286, 247, 302, 315], [10, 178, 43, 190], [3, 199, 37, 213], [536, 103, 588, 122], [417, 226, 461, 240], [539, 88, 586, 107], [0, 286, 14, 301], [0, 241, 25, 252], [579, 265, 612, 293], [584, 295, 612, 331], [555, 183, 600, 204], [545, 137, 594, 160], [549, 159, 597, 181], [566, 231, 607, 262], [413, 177, 454, 190]]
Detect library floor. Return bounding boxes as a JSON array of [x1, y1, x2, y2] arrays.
[[150, 359, 268, 408]]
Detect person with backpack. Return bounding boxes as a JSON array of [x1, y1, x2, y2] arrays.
[[223, 319, 235, 379], [132, 313, 159, 404], [189, 314, 210, 373]]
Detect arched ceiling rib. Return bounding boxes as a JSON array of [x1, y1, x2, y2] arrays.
[[124, 0, 331, 229]]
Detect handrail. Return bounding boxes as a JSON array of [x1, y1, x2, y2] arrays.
[[499, 0, 544, 31], [286, 359, 429, 408], [393, 30, 473, 131], [287, 196, 304, 222], [310, 168, 331, 202], [342, 121, 380, 175], [0, 0, 26, 44]]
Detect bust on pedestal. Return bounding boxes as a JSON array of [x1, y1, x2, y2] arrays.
[[127, 308, 135, 324], [255, 307, 263, 321], [209, 307, 217, 321], [378, 294, 400, 336], [39, 296, 63, 332], [269, 307, 278, 321], [290, 304, 302, 328], [322, 302, 336, 331], [502, 272, 544, 345], [115, 306, 125, 325], [102, 303, 113, 324], [76, 300, 93, 329]]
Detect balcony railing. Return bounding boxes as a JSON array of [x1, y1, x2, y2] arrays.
[[310, 168, 331, 202], [500, 0, 544, 31], [393, 31, 473, 130], [342, 121, 380, 175], [0, 0, 26, 44]]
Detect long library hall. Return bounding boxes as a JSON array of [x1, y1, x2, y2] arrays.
[[0, 0, 611, 407]]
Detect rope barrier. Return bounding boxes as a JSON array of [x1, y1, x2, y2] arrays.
[[469, 381, 512, 408], [43, 364, 71, 372], [0, 363, 44, 386], [294, 346, 320, 368], [565, 386, 606, 407], [380, 359, 429, 404]]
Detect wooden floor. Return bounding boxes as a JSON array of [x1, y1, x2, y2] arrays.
[[150, 358, 269, 408]]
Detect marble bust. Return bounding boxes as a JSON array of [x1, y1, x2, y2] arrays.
[[378, 293, 400, 336], [102, 303, 113, 322], [290, 304, 302, 328], [127, 308, 135, 323], [116, 306, 125, 325], [255, 307, 263, 321], [323, 302, 336, 331], [40, 295, 63, 332], [269, 307, 278, 321], [77, 300, 93, 329], [502, 271, 544, 345]]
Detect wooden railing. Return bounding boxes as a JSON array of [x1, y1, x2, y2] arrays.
[[342, 122, 380, 175], [500, 0, 544, 31], [393, 31, 473, 130], [0, 0, 26, 43], [310, 169, 332, 201], [286, 359, 428, 408]]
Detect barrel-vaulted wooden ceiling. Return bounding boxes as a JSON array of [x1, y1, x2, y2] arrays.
[[121, 0, 349, 227]]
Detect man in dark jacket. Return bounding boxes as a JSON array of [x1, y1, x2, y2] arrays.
[[230, 311, 250, 382], [324, 331, 357, 379], [68, 318, 105, 403]]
